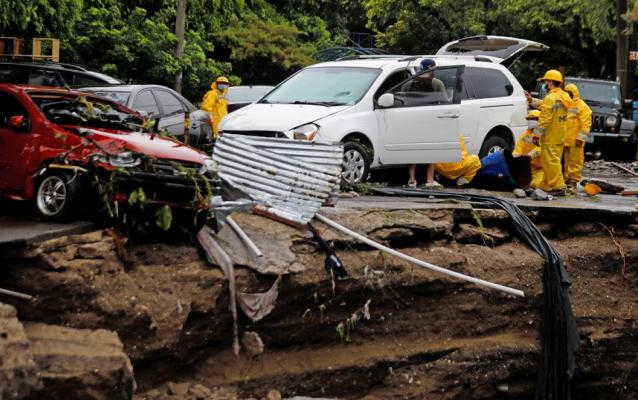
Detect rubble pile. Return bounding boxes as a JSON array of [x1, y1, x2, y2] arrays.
[[583, 160, 638, 177]]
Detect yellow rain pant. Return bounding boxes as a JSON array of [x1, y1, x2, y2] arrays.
[[563, 143, 585, 183], [538, 142, 565, 192], [513, 129, 543, 189], [435, 136, 481, 182]]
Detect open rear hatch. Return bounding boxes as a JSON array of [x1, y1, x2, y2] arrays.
[[436, 36, 549, 67]]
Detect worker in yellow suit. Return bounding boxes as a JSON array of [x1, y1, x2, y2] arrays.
[[513, 110, 544, 188], [563, 83, 592, 186], [435, 135, 481, 186], [202, 76, 230, 139], [531, 70, 572, 195]]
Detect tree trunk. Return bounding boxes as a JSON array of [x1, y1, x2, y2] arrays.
[[617, 0, 629, 99], [174, 0, 187, 93]]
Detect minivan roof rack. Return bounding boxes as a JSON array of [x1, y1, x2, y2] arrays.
[[335, 54, 409, 61]]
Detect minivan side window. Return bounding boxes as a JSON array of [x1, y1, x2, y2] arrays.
[[466, 67, 513, 98], [390, 67, 462, 107], [374, 69, 412, 101]]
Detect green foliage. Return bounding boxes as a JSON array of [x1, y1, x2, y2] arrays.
[[0, 0, 628, 99], [364, 0, 619, 84], [155, 205, 173, 231], [218, 15, 316, 83]]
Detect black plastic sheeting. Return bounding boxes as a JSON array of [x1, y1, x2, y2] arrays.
[[372, 187, 579, 400]]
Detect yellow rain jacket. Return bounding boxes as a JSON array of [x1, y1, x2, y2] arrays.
[[513, 129, 543, 188], [534, 87, 572, 191], [202, 80, 229, 138], [564, 84, 592, 147], [563, 84, 592, 183], [435, 135, 481, 183]]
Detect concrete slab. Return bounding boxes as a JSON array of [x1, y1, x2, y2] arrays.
[[338, 186, 638, 217], [0, 217, 95, 249]]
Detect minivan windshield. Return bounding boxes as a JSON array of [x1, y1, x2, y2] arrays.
[[260, 67, 380, 106], [567, 81, 621, 107]]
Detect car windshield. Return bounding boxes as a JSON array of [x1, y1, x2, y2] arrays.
[[260, 67, 380, 106], [29, 92, 143, 131], [568, 81, 621, 106], [85, 91, 130, 105], [227, 86, 274, 103]]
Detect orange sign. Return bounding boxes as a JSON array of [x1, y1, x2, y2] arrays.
[[630, 51, 638, 61]]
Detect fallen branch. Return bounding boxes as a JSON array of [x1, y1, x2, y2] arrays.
[[315, 214, 525, 298], [610, 162, 638, 177], [599, 223, 627, 277]]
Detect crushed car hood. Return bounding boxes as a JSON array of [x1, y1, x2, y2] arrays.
[[69, 127, 209, 164], [221, 103, 351, 132]]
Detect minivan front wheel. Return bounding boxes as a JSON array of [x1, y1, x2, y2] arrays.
[[342, 141, 371, 184], [479, 136, 510, 158], [35, 173, 81, 221]]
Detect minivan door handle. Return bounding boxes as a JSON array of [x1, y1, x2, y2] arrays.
[[437, 113, 460, 119]]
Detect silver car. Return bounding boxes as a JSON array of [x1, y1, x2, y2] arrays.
[[81, 84, 213, 148]]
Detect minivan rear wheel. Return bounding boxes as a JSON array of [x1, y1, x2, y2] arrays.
[[342, 141, 371, 185], [479, 136, 510, 158]]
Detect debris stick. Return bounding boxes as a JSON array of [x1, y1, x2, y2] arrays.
[[610, 162, 638, 177], [226, 216, 264, 258], [314, 214, 525, 298], [197, 228, 240, 356], [0, 287, 34, 301]]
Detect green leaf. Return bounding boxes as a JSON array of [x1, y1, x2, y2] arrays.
[[155, 205, 173, 231]]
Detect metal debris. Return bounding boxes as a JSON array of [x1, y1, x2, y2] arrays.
[[213, 134, 343, 224]]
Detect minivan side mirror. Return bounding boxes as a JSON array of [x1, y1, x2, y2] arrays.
[[7, 115, 29, 132], [377, 93, 395, 108]]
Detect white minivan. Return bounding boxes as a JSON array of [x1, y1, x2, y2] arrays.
[[220, 36, 548, 183]]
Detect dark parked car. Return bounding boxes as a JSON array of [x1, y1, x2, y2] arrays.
[[535, 77, 636, 160], [226, 85, 274, 112], [0, 61, 121, 87], [82, 85, 213, 148]]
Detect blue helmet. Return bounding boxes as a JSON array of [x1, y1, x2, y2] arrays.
[[420, 58, 436, 71]]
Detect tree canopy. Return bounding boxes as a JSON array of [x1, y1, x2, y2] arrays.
[[0, 0, 629, 101]]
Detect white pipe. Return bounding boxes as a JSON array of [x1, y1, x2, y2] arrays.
[[227, 216, 264, 258], [0, 287, 34, 301], [315, 214, 525, 298]]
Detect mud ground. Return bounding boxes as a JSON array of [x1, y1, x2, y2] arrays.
[[1, 206, 638, 400]]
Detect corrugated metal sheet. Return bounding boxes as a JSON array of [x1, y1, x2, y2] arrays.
[[213, 134, 343, 224]]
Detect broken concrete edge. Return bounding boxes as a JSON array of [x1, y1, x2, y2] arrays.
[[1, 301, 136, 400], [0, 220, 97, 252]]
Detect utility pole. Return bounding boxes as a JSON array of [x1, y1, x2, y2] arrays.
[[617, 0, 630, 99], [174, 0, 187, 93]]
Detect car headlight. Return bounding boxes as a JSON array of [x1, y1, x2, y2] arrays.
[[605, 115, 618, 128], [199, 158, 217, 175], [289, 123, 319, 141], [91, 151, 141, 168]]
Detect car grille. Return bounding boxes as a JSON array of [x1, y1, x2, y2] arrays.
[[592, 115, 606, 132], [150, 159, 203, 176], [221, 130, 286, 138]]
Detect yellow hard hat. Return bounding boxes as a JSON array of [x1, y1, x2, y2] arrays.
[[216, 76, 230, 84], [538, 69, 563, 83], [527, 110, 541, 120]]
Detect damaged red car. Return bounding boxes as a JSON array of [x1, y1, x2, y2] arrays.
[[0, 84, 217, 222]]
